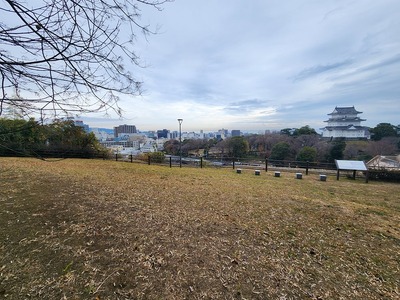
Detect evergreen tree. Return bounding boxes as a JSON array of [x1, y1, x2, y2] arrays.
[[327, 139, 346, 162], [270, 142, 290, 160], [370, 123, 398, 141], [226, 136, 249, 158], [293, 125, 317, 136], [297, 146, 317, 162], [0, 118, 103, 158]]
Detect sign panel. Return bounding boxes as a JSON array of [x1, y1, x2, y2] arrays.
[[335, 160, 367, 171]]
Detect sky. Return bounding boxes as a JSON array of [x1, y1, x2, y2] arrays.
[[82, 0, 400, 133]]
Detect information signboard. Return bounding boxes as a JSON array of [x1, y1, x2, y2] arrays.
[[335, 160, 369, 182]]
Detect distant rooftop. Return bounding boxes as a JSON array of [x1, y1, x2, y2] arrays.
[[324, 117, 366, 122]]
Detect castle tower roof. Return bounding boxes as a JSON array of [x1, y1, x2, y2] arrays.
[[328, 106, 362, 115]]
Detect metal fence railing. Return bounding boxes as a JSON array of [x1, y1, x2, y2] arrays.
[[112, 154, 339, 175]]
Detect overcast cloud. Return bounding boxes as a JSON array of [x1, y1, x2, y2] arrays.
[[83, 0, 400, 132]]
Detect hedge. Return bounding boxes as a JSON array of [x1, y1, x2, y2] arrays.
[[368, 169, 400, 182]]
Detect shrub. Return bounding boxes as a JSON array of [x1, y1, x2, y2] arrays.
[[150, 151, 166, 163], [136, 152, 165, 164]]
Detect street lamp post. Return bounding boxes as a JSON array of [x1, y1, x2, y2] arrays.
[[177, 118, 183, 168]]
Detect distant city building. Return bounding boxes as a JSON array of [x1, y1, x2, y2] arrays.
[[90, 128, 114, 141], [141, 131, 157, 139], [231, 130, 241, 137], [207, 132, 216, 139], [321, 106, 370, 139], [73, 120, 89, 132], [198, 130, 205, 139], [169, 131, 178, 139], [114, 124, 137, 138], [219, 128, 228, 135], [100, 138, 139, 149], [217, 128, 229, 139], [157, 129, 169, 139], [185, 132, 197, 139]]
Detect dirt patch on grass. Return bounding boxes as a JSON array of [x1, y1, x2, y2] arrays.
[[1, 158, 399, 299]]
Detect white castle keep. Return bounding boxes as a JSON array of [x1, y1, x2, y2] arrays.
[[321, 106, 370, 139]]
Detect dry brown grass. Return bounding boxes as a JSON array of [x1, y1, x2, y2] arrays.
[[0, 157, 399, 299]]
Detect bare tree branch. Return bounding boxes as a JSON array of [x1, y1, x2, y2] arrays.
[[0, 0, 171, 120]]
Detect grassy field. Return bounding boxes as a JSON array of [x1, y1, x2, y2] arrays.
[[0, 158, 399, 299]]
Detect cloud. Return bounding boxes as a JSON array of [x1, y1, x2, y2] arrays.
[[292, 60, 353, 81], [359, 54, 400, 73], [80, 0, 400, 131], [224, 99, 268, 113]]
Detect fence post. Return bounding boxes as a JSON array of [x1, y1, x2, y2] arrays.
[[306, 161, 309, 175], [115, 154, 118, 161], [265, 158, 268, 172], [169, 156, 172, 168], [200, 157, 203, 169], [130, 154, 133, 163], [232, 158, 235, 169], [148, 155, 151, 165]]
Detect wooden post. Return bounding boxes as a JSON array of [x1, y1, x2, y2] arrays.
[[148, 155, 151, 165], [353, 170, 356, 180], [337, 169, 340, 180], [306, 161, 309, 175], [265, 159, 268, 172], [115, 154, 118, 161], [130, 154, 133, 163], [232, 158, 235, 169], [200, 157, 203, 169], [169, 156, 172, 168]]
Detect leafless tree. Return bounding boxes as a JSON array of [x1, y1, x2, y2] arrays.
[[0, 0, 170, 120], [366, 137, 399, 156]]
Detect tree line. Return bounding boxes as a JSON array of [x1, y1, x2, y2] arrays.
[[0, 118, 106, 158], [164, 124, 400, 163], [2, 119, 398, 162]]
